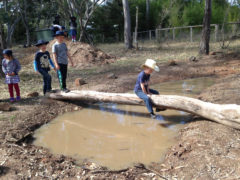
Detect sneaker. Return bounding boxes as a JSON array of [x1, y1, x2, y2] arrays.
[[16, 96, 21, 101], [150, 113, 156, 119], [10, 97, 15, 103], [62, 88, 70, 93]]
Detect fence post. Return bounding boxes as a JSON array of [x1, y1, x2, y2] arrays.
[[215, 25, 218, 42], [172, 28, 175, 40], [149, 30, 151, 40], [155, 29, 158, 41], [190, 27, 193, 42]]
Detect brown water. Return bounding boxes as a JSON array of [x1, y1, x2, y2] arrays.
[[33, 77, 215, 169]]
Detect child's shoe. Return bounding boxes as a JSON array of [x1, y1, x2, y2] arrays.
[[150, 113, 156, 119], [62, 88, 70, 93], [10, 97, 15, 103], [16, 96, 21, 101]]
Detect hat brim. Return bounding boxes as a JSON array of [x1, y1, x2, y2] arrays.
[[141, 64, 159, 72], [35, 42, 49, 47], [54, 34, 65, 37]]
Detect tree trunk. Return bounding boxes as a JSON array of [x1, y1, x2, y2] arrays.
[[49, 90, 240, 130], [199, 0, 212, 55], [6, 17, 21, 48], [0, 24, 6, 49], [19, 0, 30, 47], [134, 6, 139, 49], [146, 0, 150, 30], [122, 0, 133, 49]]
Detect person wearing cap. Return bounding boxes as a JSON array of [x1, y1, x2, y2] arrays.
[[2, 49, 21, 102], [34, 40, 55, 95], [134, 59, 165, 118], [52, 31, 74, 92]]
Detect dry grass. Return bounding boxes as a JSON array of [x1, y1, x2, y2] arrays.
[[1, 39, 240, 101]]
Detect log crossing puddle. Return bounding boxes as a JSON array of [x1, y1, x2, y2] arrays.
[[34, 77, 215, 170]]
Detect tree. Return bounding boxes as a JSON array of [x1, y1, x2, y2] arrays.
[[146, 0, 150, 29], [65, 0, 106, 43], [17, 0, 31, 47], [2, 0, 21, 47], [122, 0, 133, 49], [199, 0, 212, 55]]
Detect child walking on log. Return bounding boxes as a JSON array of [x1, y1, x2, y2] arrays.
[[2, 49, 21, 102], [34, 40, 55, 95], [134, 59, 165, 118], [52, 31, 74, 93]]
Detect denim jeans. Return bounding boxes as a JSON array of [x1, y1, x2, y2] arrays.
[[135, 89, 159, 113], [39, 68, 52, 94]]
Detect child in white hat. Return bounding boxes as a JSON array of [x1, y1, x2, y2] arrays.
[[134, 59, 165, 118]]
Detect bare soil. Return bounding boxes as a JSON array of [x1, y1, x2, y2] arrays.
[[1, 42, 240, 179]]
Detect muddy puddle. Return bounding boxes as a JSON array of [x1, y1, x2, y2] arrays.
[[34, 77, 215, 170]]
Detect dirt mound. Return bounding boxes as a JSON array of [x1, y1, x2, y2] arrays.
[[47, 40, 115, 68]]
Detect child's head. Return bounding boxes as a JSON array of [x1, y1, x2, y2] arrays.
[[35, 40, 49, 51], [54, 31, 65, 42], [143, 66, 153, 74], [141, 59, 159, 74], [3, 49, 13, 60]]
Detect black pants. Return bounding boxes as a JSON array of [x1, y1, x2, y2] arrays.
[[58, 64, 68, 89]]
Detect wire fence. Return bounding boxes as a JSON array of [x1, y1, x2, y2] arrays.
[[133, 22, 240, 49]]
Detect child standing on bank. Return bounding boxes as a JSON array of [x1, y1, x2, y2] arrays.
[[134, 59, 165, 118], [52, 31, 74, 92], [34, 40, 55, 95], [69, 16, 77, 42], [2, 49, 21, 102]]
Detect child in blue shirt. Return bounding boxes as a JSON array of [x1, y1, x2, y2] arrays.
[[34, 40, 55, 95], [134, 59, 165, 118]]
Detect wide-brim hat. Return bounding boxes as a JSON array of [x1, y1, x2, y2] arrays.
[[141, 59, 159, 72], [35, 40, 49, 47], [54, 31, 65, 37]]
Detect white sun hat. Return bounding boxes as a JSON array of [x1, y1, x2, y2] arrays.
[[141, 59, 159, 72]]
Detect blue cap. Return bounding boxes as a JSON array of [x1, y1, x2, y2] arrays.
[[54, 31, 65, 37], [2, 49, 13, 56], [35, 40, 49, 47]]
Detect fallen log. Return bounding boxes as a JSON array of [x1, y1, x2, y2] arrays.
[[49, 90, 240, 129]]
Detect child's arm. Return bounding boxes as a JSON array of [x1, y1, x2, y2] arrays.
[[52, 53, 60, 70], [2, 60, 7, 75], [67, 52, 74, 67], [14, 59, 21, 75], [49, 58, 55, 69], [140, 83, 148, 94], [33, 60, 38, 72]]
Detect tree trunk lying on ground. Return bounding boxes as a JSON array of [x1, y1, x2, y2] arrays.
[[49, 90, 240, 129]]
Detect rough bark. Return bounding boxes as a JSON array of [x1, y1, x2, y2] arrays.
[[122, 0, 133, 49], [0, 24, 6, 49], [49, 90, 240, 130], [199, 0, 212, 55], [18, 0, 30, 47]]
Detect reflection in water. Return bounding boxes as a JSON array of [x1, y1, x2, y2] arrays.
[[34, 77, 215, 169]]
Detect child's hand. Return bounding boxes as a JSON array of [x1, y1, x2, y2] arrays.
[[71, 61, 74, 67], [55, 64, 60, 70]]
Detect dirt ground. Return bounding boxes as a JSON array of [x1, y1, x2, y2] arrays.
[[1, 40, 240, 179]]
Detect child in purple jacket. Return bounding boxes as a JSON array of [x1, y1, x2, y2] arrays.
[[2, 49, 21, 102]]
